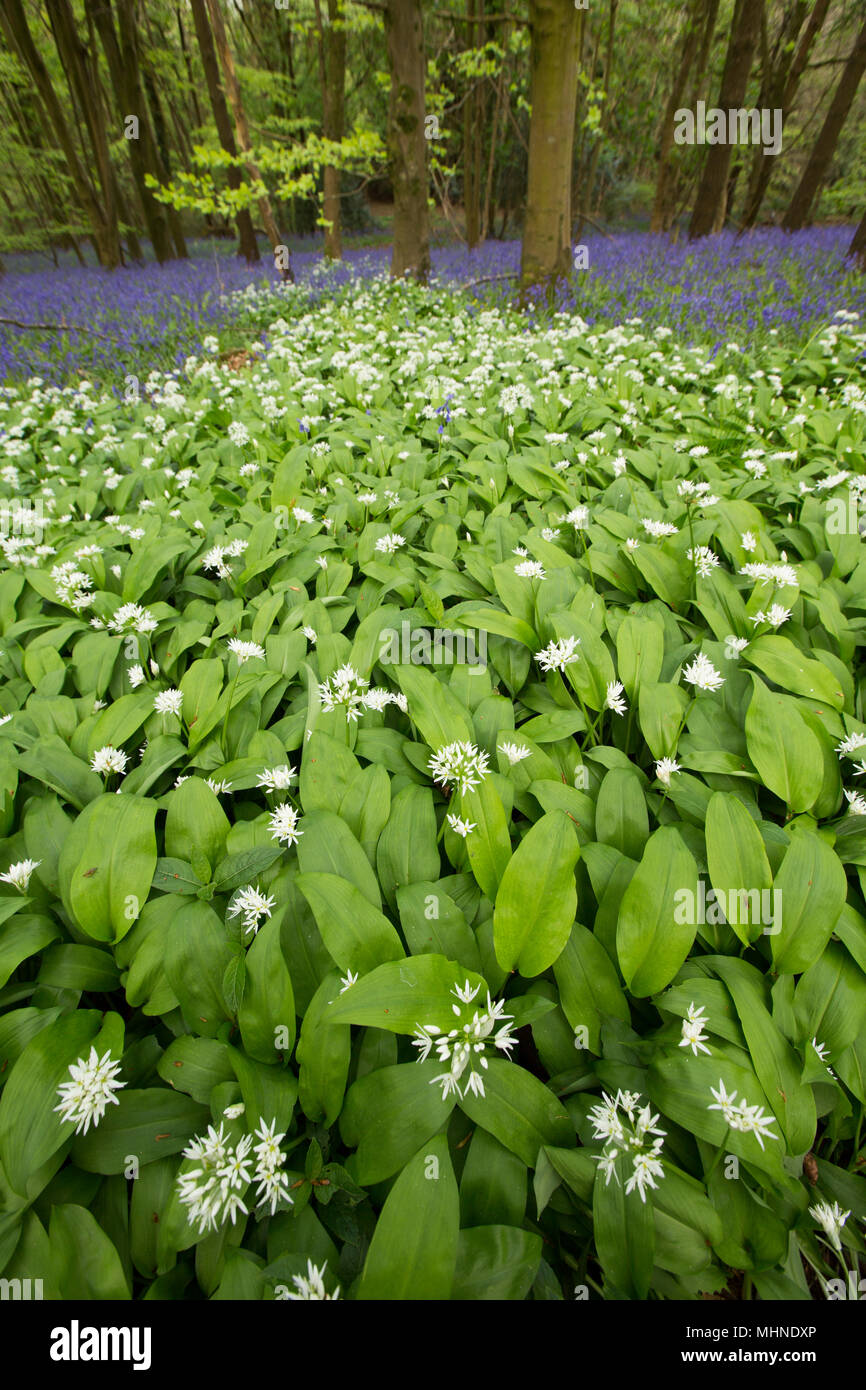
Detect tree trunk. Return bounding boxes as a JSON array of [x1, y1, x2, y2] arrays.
[[315, 0, 346, 259], [0, 0, 121, 267], [204, 0, 291, 278], [86, 0, 175, 263], [849, 208, 866, 270], [463, 0, 485, 249], [740, 0, 830, 230], [136, 41, 188, 258], [688, 0, 762, 240], [577, 0, 617, 239], [385, 0, 430, 283], [782, 15, 866, 232], [650, 0, 703, 234], [520, 0, 579, 292], [45, 0, 124, 268], [188, 0, 259, 263]]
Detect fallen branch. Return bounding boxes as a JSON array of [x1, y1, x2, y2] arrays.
[[459, 271, 519, 290], [0, 315, 120, 341]]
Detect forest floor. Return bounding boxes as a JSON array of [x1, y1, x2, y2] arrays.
[[1, 224, 864, 388]]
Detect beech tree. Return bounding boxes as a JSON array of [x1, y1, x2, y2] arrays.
[[203, 0, 292, 280], [385, 0, 429, 283], [782, 14, 866, 232], [688, 0, 762, 239], [520, 0, 579, 291], [188, 0, 259, 263]]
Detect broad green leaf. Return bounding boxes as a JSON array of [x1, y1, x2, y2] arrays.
[[357, 1134, 459, 1299], [616, 827, 698, 996], [493, 811, 580, 976]]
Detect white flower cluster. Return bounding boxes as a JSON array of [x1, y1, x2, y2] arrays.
[[227, 884, 275, 937], [535, 635, 580, 673], [177, 1118, 293, 1234], [428, 740, 490, 795], [707, 1080, 779, 1149], [55, 1046, 126, 1136], [317, 664, 404, 720], [106, 601, 158, 634], [588, 1089, 667, 1203], [275, 1258, 340, 1300], [412, 981, 517, 1100]]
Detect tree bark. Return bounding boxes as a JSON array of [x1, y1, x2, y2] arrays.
[[188, 0, 259, 262], [577, 0, 617, 239], [463, 0, 484, 248], [315, 0, 347, 259], [650, 0, 703, 234], [782, 15, 866, 232], [688, 0, 762, 239], [0, 0, 121, 267], [85, 0, 175, 262], [520, 0, 579, 292], [849, 208, 866, 270], [45, 0, 124, 268], [204, 0, 291, 278], [740, 0, 830, 230], [385, 0, 430, 283]]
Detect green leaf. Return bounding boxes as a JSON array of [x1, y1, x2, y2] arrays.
[[451, 1225, 542, 1300], [0, 1009, 102, 1194], [327, 954, 488, 1034], [295, 872, 405, 975], [57, 794, 157, 943], [704, 792, 773, 946], [593, 1152, 654, 1298], [341, 1060, 455, 1184], [297, 973, 352, 1127], [458, 1058, 573, 1164], [616, 826, 698, 996], [745, 678, 824, 813], [71, 1088, 210, 1173], [553, 923, 630, 1053], [493, 811, 580, 975], [771, 828, 847, 974], [163, 899, 235, 1037], [744, 635, 844, 709], [357, 1135, 459, 1299], [238, 915, 296, 1063], [49, 1204, 130, 1299]]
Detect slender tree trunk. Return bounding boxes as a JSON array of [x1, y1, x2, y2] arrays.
[[520, 0, 579, 292], [204, 0, 291, 279], [849, 208, 866, 270], [176, 4, 204, 132], [782, 15, 866, 232], [86, 0, 175, 263], [315, 0, 346, 259], [651, 0, 703, 234], [688, 0, 762, 240], [463, 0, 484, 248], [188, 0, 259, 263], [385, 0, 430, 283], [136, 44, 188, 257], [0, 0, 120, 266], [45, 0, 124, 268], [577, 0, 617, 238], [741, 0, 829, 230], [667, 0, 720, 232]]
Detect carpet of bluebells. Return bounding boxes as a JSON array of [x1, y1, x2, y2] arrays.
[[0, 263, 864, 1301], [1, 227, 865, 387]]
